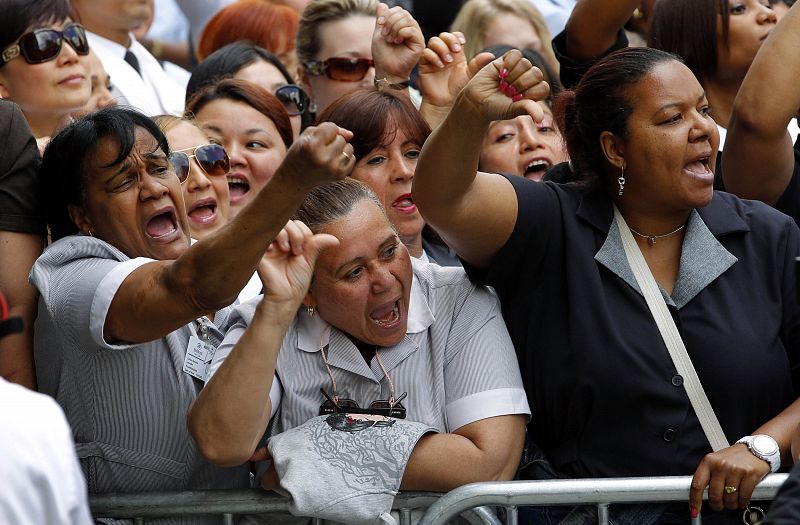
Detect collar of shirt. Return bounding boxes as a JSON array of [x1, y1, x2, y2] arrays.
[[576, 190, 748, 309], [296, 268, 435, 354]]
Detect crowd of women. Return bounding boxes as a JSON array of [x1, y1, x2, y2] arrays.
[[3, 0, 800, 523]]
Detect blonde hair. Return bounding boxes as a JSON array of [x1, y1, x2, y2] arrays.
[[296, 0, 377, 65], [451, 0, 558, 73]]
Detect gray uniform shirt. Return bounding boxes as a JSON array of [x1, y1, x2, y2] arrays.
[[211, 259, 530, 437], [31, 235, 250, 523]]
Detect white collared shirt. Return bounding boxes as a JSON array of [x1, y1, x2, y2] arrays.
[[210, 259, 530, 434], [87, 31, 186, 116]]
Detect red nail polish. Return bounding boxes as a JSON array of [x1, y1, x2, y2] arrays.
[[511, 93, 523, 102], [498, 80, 508, 92], [690, 506, 699, 518], [499, 68, 508, 79], [506, 86, 518, 97]]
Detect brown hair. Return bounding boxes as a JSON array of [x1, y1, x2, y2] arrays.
[[292, 178, 385, 233], [295, 0, 377, 65], [197, 0, 299, 62], [185, 78, 293, 150], [316, 88, 430, 161]]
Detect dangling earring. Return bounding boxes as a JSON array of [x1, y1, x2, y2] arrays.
[[306, 305, 315, 317], [87, 229, 95, 237], [618, 164, 626, 197]]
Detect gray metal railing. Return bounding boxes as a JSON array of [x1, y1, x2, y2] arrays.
[[417, 474, 789, 525], [89, 489, 500, 525]]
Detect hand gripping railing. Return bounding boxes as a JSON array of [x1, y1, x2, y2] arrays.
[[417, 474, 789, 525], [89, 489, 501, 525]]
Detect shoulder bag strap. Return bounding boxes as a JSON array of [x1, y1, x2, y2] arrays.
[[613, 205, 729, 452]]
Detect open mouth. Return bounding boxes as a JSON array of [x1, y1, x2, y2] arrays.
[[524, 159, 551, 179], [683, 155, 712, 177], [392, 193, 416, 214], [188, 198, 217, 224], [145, 208, 179, 239], [227, 175, 250, 202], [369, 299, 401, 328]]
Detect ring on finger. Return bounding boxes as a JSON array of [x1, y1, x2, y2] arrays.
[[341, 151, 352, 161], [724, 485, 738, 494]]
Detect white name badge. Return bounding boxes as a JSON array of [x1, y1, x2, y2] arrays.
[[183, 335, 216, 381]]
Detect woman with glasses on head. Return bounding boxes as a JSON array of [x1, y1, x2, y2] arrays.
[[188, 178, 529, 497], [296, 0, 424, 115], [31, 105, 355, 501], [154, 115, 232, 240], [0, 0, 91, 139], [188, 42, 311, 138], [187, 78, 293, 217]]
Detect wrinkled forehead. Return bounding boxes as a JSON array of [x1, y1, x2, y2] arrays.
[[87, 126, 162, 172], [626, 60, 704, 114]]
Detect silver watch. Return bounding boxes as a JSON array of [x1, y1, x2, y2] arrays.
[[736, 435, 781, 473]]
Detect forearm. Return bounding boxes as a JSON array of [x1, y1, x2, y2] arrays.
[[731, 3, 800, 139], [565, 0, 638, 61], [414, 92, 489, 217], [754, 396, 800, 465], [400, 415, 525, 492], [165, 168, 314, 312], [188, 300, 295, 467], [0, 232, 43, 389]]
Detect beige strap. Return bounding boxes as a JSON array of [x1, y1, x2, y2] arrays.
[[614, 206, 729, 452]]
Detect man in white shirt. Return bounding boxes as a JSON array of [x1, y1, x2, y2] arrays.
[[0, 377, 93, 525], [72, 0, 185, 115]]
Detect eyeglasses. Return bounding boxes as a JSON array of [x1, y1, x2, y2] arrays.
[[1, 23, 90, 66], [317, 339, 407, 419], [168, 144, 230, 183], [274, 84, 308, 116], [303, 57, 375, 82]]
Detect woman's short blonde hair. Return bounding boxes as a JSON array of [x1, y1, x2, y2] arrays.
[[296, 0, 378, 65], [451, 0, 558, 73]]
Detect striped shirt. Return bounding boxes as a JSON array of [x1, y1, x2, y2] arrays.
[[210, 259, 530, 437], [31, 235, 250, 524]]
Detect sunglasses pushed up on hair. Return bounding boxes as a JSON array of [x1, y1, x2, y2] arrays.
[[1, 23, 90, 66], [168, 144, 230, 183], [303, 57, 375, 82]]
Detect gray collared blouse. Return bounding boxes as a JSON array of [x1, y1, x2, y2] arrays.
[[31, 235, 250, 524]]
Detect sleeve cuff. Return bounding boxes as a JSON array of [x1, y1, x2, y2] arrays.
[[89, 257, 155, 349], [446, 387, 531, 431]]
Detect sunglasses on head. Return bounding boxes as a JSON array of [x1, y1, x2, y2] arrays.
[[168, 144, 230, 183], [1, 23, 89, 66], [274, 84, 308, 116], [304, 57, 375, 82]]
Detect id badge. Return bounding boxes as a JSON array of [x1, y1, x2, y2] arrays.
[[183, 335, 216, 381]]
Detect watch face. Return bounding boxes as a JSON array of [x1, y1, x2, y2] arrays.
[[752, 435, 779, 455]]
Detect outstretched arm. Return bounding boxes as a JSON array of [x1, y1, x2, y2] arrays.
[[413, 50, 549, 269], [722, 1, 800, 205], [188, 221, 339, 467], [105, 124, 354, 344]]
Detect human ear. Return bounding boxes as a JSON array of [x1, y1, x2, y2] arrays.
[[67, 203, 95, 236], [600, 131, 626, 170]]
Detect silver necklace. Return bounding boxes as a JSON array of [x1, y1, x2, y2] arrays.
[[628, 224, 686, 246]]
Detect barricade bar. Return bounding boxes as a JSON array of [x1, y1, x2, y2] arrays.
[[417, 474, 789, 525], [90, 489, 441, 519]]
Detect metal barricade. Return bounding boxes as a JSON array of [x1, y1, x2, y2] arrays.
[[89, 489, 501, 525], [417, 474, 789, 525]]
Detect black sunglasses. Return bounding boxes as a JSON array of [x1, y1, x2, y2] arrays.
[[1, 23, 90, 66], [303, 57, 375, 81], [319, 388, 407, 419], [275, 84, 308, 116], [168, 144, 230, 183]]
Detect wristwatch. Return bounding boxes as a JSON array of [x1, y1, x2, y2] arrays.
[[736, 435, 781, 473]]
